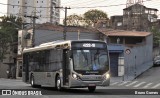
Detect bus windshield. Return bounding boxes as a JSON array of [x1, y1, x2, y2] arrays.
[[73, 49, 109, 72]]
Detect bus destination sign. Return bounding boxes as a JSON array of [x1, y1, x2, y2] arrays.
[[72, 42, 106, 48], [83, 43, 95, 47]]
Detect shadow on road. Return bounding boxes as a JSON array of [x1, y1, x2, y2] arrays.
[[38, 87, 109, 95]]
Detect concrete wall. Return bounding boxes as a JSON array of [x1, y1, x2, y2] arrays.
[[34, 30, 100, 46], [0, 62, 9, 78], [124, 35, 153, 80]]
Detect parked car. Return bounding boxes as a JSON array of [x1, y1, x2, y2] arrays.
[[153, 56, 160, 66]]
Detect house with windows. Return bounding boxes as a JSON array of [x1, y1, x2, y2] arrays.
[[99, 29, 153, 80]]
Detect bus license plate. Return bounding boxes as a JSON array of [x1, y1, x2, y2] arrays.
[[89, 84, 96, 86]]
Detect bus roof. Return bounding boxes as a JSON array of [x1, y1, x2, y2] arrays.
[[23, 40, 105, 53]]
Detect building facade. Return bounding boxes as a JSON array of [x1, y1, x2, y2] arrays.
[[7, 0, 60, 24], [110, 16, 123, 30], [123, 4, 158, 31], [110, 4, 159, 31]]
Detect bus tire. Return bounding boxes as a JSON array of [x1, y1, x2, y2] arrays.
[[88, 86, 96, 92], [56, 75, 62, 91], [30, 75, 40, 88]]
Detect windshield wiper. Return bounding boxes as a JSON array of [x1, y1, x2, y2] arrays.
[[81, 50, 89, 67], [94, 50, 100, 64]]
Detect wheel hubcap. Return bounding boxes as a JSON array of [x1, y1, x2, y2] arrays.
[[57, 78, 60, 89], [31, 77, 33, 85]]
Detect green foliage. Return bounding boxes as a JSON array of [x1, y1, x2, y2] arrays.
[[64, 9, 108, 27], [1, 15, 22, 29], [84, 9, 108, 27], [0, 29, 9, 61], [0, 15, 22, 61], [65, 14, 83, 26], [151, 27, 160, 47]]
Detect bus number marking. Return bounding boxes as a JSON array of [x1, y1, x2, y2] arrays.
[[83, 43, 95, 47]]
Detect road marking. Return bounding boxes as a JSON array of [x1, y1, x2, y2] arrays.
[[133, 82, 146, 88], [143, 83, 153, 88], [151, 83, 160, 88], [118, 81, 130, 86], [110, 82, 119, 86], [125, 81, 138, 87]]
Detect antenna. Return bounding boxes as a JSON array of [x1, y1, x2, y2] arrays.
[[126, 0, 143, 8]]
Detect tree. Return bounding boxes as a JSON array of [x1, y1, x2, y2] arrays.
[[84, 9, 109, 27], [151, 27, 160, 47], [0, 29, 9, 61], [0, 15, 22, 61], [65, 14, 84, 26]]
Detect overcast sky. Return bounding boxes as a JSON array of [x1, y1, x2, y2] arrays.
[[0, 0, 160, 23]]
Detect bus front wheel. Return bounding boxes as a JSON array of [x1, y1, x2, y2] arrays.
[[30, 75, 40, 88], [56, 75, 62, 91], [88, 86, 96, 92], [30, 75, 36, 87]]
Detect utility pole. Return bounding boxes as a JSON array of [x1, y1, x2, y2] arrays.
[[24, 15, 38, 47], [55, 7, 71, 40], [78, 30, 80, 40]]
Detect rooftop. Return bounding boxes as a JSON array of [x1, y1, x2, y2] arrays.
[[123, 3, 158, 11], [98, 29, 151, 37], [35, 23, 99, 33]]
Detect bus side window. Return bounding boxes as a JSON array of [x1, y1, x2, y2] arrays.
[[49, 49, 57, 71], [56, 50, 63, 70], [48, 49, 63, 72], [29, 52, 40, 72], [44, 50, 50, 71]]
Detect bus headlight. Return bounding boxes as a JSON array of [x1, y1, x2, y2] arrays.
[[105, 74, 110, 79], [72, 73, 81, 80], [72, 73, 77, 79]]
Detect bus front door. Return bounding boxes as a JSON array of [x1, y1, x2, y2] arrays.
[[23, 54, 29, 83], [63, 49, 70, 86]]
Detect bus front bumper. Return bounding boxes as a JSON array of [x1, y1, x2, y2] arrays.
[[69, 77, 110, 87]]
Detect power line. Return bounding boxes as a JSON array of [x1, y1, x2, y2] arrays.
[[0, 0, 159, 19], [0, 2, 54, 9], [63, 0, 94, 6], [61, 0, 78, 5], [0, 0, 155, 9], [71, 4, 126, 9], [55, 7, 71, 40], [70, 0, 153, 9], [24, 14, 38, 47], [0, 0, 159, 17], [64, 0, 106, 7]]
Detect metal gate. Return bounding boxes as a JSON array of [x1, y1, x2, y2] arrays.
[[110, 53, 119, 77]]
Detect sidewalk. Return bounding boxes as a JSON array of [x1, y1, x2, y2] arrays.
[[110, 76, 124, 83]]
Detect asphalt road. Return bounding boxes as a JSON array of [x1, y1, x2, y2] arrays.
[[0, 66, 160, 98]]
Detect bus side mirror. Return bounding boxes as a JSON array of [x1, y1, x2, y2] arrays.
[[70, 53, 73, 58], [68, 50, 73, 58]]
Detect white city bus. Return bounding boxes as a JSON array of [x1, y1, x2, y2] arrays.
[[22, 40, 110, 92]]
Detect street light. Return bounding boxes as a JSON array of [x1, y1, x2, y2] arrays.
[[7, 21, 23, 29]]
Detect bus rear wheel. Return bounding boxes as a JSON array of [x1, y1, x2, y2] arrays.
[[88, 86, 96, 92], [56, 75, 62, 91]]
